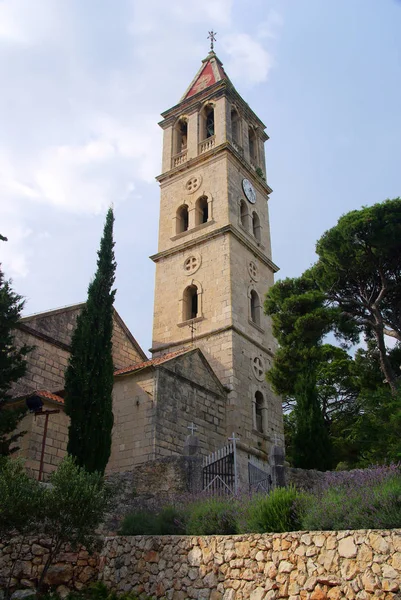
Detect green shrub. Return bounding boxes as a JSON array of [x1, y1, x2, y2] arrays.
[[156, 505, 186, 535], [0, 457, 43, 537], [38, 457, 112, 591], [244, 486, 307, 533], [118, 505, 185, 536], [185, 497, 239, 535], [118, 510, 157, 535]]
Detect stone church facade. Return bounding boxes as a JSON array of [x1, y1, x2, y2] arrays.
[[11, 50, 284, 488]]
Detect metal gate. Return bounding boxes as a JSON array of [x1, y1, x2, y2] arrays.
[[248, 460, 271, 493], [202, 433, 239, 495]]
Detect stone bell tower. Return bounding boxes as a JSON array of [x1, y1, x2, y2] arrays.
[[150, 47, 284, 473]]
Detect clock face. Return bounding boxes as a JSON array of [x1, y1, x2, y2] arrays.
[[242, 178, 256, 204]]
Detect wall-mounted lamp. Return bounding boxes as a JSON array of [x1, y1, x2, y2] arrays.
[[26, 394, 44, 413]]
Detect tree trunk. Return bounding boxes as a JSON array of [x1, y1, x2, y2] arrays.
[[37, 540, 62, 593], [373, 319, 398, 395]]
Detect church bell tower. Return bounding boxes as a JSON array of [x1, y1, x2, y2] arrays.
[[150, 45, 284, 471]]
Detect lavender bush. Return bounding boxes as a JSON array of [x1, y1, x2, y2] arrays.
[[301, 464, 401, 530], [243, 485, 308, 533], [185, 496, 240, 535], [119, 505, 185, 535]]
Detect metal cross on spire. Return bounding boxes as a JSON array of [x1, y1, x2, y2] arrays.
[[207, 30, 217, 52]]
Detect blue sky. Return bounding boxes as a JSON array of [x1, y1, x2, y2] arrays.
[[0, 0, 400, 355]]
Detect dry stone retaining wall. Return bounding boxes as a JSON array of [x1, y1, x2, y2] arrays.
[[2, 530, 401, 599], [99, 531, 401, 600], [0, 538, 98, 595]]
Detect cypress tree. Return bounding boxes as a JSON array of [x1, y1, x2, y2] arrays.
[[293, 367, 332, 470], [64, 208, 116, 474]]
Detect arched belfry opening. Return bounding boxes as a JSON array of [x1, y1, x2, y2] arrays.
[[252, 211, 261, 241], [248, 126, 258, 164], [174, 117, 188, 154], [250, 289, 261, 326], [240, 199, 248, 230], [183, 284, 199, 321], [254, 391, 265, 433], [195, 196, 209, 226], [176, 205, 189, 234], [231, 108, 240, 146], [201, 104, 215, 140]]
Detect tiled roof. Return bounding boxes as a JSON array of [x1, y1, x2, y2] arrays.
[[34, 390, 65, 405], [114, 348, 191, 377], [184, 54, 228, 100]]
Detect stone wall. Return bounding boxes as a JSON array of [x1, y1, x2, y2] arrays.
[[103, 456, 203, 534], [20, 407, 69, 479], [100, 531, 401, 600], [154, 352, 227, 459], [3, 530, 401, 599], [11, 327, 70, 397], [0, 537, 98, 595], [107, 370, 156, 473], [111, 316, 146, 370]]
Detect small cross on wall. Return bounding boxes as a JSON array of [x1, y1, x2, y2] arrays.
[[188, 422, 198, 435]]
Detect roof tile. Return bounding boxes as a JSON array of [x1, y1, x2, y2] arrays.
[[34, 390, 65, 405], [114, 348, 190, 377]]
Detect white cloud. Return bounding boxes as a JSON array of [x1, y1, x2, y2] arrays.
[[0, 0, 65, 45], [257, 9, 284, 40], [222, 33, 274, 84], [170, 0, 233, 26]]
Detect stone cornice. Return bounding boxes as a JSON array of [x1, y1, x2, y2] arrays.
[[150, 324, 276, 360], [149, 224, 279, 273], [156, 142, 273, 196], [18, 323, 71, 352]]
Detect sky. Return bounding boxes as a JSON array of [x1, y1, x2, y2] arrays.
[[0, 0, 400, 356]]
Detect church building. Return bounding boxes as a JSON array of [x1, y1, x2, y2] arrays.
[[11, 48, 284, 489]]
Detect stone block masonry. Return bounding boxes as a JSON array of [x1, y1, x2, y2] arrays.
[[3, 530, 401, 599], [0, 537, 98, 593], [99, 531, 401, 599]]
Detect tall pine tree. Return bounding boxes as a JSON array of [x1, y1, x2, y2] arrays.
[[64, 209, 116, 474], [0, 234, 32, 456], [0, 248, 31, 455]]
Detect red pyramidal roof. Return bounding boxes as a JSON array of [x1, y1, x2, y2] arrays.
[[182, 52, 229, 100]]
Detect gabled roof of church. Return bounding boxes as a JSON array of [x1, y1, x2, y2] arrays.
[[114, 348, 190, 376], [114, 347, 226, 398], [20, 302, 147, 361], [180, 51, 229, 101]]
